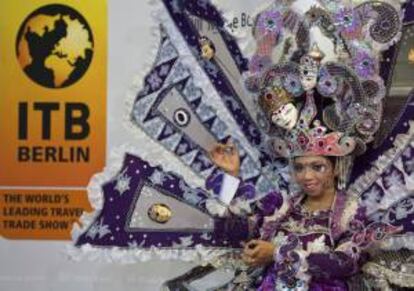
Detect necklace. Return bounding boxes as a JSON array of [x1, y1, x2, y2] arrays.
[[302, 197, 333, 216], [302, 204, 331, 217]]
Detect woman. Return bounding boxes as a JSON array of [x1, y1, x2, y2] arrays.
[[202, 41, 406, 289], [209, 142, 365, 290]]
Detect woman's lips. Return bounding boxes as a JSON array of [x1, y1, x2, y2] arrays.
[[303, 183, 318, 191]]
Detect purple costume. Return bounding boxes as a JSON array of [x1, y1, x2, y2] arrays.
[[209, 171, 401, 291], [225, 188, 401, 290], [255, 191, 359, 290]]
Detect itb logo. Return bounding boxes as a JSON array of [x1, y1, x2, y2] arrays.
[[16, 4, 94, 88]]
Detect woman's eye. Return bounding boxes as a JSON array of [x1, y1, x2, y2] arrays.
[[312, 164, 326, 172], [293, 164, 304, 172]]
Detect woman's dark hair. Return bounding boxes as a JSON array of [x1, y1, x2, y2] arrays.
[[325, 156, 337, 168], [292, 156, 336, 167]]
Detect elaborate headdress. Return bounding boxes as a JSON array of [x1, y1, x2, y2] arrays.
[[248, 0, 403, 188], [271, 45, 357, 158]]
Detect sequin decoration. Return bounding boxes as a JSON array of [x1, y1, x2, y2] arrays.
[[148, 203, 172, 223]]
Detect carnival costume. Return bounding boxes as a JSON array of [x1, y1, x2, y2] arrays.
[[73, 0, 414, 290]]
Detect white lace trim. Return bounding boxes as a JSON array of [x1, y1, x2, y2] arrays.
[[348, 120, 414, 198], [378, 235, 414, 251], [363, 261, 414, 288], [67, 244, 238, 265]]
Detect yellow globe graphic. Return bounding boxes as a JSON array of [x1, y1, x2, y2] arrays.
[[16, 4, 94, 88]]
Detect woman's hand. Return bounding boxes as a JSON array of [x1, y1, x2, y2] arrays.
[[241, 240, 275, 267], [209, 141, 240, 176]]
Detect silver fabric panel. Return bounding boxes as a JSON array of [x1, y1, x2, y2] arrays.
[[192, 16, 257, 120], [128, 185, 214, 231], [157, 87, 217, 151]]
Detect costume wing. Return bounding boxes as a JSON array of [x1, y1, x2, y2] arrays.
[[347, 91, 414, 245], [346, 2, 414, 246], [72, 0, 290, 258]]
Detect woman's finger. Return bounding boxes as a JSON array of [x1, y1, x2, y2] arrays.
[[209, 145, 221, 156], [241, 254, 255, 266], [241, 253, 250, 263], [225, 139, 234, 147], [226, 140, 238, 154], [244, 246, 258, 257], [249, 246, 260, 258], [246, 240, 259, 249]]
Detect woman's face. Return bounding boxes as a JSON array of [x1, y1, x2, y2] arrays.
[[292, 156, 336, 197]]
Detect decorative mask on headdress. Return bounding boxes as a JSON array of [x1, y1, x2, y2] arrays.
[[271, 95, 357, 158], [299, 43, 325, 92], [259, 86, 298, 130]]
